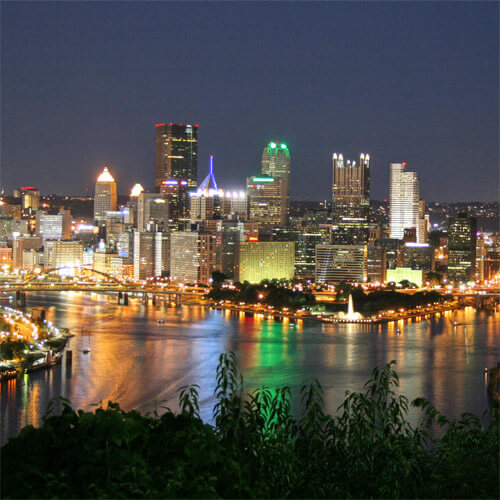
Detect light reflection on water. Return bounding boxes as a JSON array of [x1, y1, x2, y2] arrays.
[[1, 294, 499, 444]]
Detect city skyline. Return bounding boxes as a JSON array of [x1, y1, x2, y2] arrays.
[[1, 2, 497, 201]]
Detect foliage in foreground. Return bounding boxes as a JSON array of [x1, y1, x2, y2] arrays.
[[2, 354, 498, 499]]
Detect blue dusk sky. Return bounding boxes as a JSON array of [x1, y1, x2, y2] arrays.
[[1, 1, 498, 201]]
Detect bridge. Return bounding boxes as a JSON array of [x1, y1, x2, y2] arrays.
[[0, 281, 208, 307]]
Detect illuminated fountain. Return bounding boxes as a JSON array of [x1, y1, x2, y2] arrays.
[[337, 294, 365, 322]]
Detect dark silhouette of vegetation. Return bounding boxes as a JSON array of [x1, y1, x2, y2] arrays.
[[2, 354, 498, 498], [207, 281, 316, 311], [353, 289, 453, 315], [322, 289, 454, 315]]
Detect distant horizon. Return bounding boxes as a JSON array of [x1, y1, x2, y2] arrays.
[[3, 190, 497, 205]]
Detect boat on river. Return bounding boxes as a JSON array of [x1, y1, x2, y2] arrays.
[[26, 353, 62, 373]]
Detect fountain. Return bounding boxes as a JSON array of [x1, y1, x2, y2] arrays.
[[336, 294, 365, 322]]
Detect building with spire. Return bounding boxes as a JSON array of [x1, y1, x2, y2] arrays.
[[94, 167, 117, 223], [190, 156, 247, 222]]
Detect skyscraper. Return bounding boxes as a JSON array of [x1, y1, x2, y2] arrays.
[[261, 142, 290, 222], [389, 163, 420, 241], [448, 213, 477, 284], [331, 153, 370, 245], [246, 175, 285, 232], [94, 167, 117, 222], [155, 123, 198, 191]]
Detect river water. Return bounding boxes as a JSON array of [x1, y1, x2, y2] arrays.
[[1, 291, 499, 444]]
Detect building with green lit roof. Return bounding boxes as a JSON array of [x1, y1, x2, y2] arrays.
[[262, 142, 290, 223]]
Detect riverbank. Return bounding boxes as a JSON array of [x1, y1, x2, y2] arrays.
[[319, 301, 464, 324], [208, 302, 310, 321], [0, 305, 69, 378], [208, 299, 464, 325]]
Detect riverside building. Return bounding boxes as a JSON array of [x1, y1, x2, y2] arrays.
[[234, 241, 295, 283], [315, 244, 367, 284]]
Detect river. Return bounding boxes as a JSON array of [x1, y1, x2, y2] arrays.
[[1, 291, 499, 444]]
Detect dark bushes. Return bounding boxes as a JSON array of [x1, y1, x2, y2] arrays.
[[2, 353, 498, 498]]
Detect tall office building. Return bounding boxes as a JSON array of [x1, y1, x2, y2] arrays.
[[133, 230, 170, 280], [389, 163, 420, 241], [170, 231, 219, 284], [44, 240, 83, 271], [160, 178, 189, 229], [94, 167, 117, 222], [38, 210, 72, 242], [331, 153, 370, 245], [272, 226, 323, 279], [418, 199, 428, 244], [246, 175, 285, 232], [19, 187, 40, 212], [13, 236, 42, 269], [261, 142, 290, 222], [155, 123, 198, 191], [137, 193, 169, 231], [448, 213, 477, 284]]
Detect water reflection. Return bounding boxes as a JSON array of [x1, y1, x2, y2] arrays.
[[1, 292, 499, 444]]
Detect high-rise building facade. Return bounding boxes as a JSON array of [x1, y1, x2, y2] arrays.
[[261, 142, 290, 223], [133, 230, 170, 280], [170, 231, 219, 284], [44, 240, 83, 271], [155, 123, 198, 191], [331, 153, 370, 245], [137, 193, 169, 231], [315, 244, 367, 284], [448, 213, 477, 284], [160, 179, 189, 229], [234, 241, 295, 283], [13, 236, 42, 269], [246, 175, 285, 232], [94, 167, 117, 222], [19, 187, 40, 212], [272, 226, 323, 279], [389, 163, 420, 241]]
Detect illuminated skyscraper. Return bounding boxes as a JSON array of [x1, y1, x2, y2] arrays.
[[448, 213, 477, 284], [331, 153, 370, 245], [170, 231, 219, 284], [19, 187, 40, 212], [389, 163, 420, 241], [246, 175, 285, 232], [261, 142, 290, 222], [94, 167, 117, 222], [160, 178, 189, 229], [155, 123, 198, 191]]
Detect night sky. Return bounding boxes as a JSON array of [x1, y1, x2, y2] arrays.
[[1, 2, 498, 201]]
